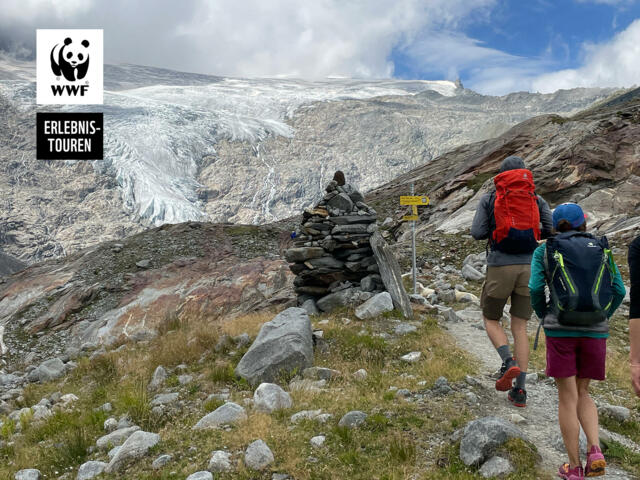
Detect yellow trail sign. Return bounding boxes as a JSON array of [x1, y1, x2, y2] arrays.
[[402, 215, 419, 221], [400, 195, 430, 206]]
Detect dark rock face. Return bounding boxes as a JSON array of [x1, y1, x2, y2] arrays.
[[0, 252, 25, 277], [284, 179, 385, 312]]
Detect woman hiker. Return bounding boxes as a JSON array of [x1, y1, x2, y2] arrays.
[[629, 235, 640, 397], [529, 203, 626, 479]]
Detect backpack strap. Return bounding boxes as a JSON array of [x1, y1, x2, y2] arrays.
[[486, 191, 496, 253], [534, 243, 551, 351]]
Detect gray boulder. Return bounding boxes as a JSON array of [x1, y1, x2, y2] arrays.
[[235, 308, 313, 386], [253, 383, 293, 413], [14, 470, 41, 480], [245, 439, 275, 470], [479, 456, 514, 478], [316, 288, 372, 313], [355, 292, 393, 320], [369, 232, 413, 319], [76, 461, 107, 480], [148, 366, 167, 390], [208, 450, 233, 472], [27, 358, 66, 383], [598, 404, 631, 422], [96, 426, 140, 450], [462, 264, 485, 281], [338, 410, 368, 428], [301, 299, 319, 316], [186, 472, 213, 480], [460, 417, 525, 466], [151, 393, 179, 406], [193, 402, 247, 430], [105, 430, 160, 473], [151, 454, 172, 470], [394, 323, 417, 335]]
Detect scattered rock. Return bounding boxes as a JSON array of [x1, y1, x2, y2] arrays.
[[462, 264, 484, 281], [193, 402, 247, 430], [310, 435, 326, 448], [245, 439, 275, 470], [235, 308, 313, 386], [301, 299, 319, 316], [148, 366, 167, 391], [355, 292, 394, 320], [432, 376, 453, 395], [303, 367, 341, 381], [76, 461, 107, 480], [479, 456, 514, 478], [152, 454, 172, 470], [186, 472, 213, 480], [394, 323, 418, 335], [338, 410, 368, 428], [27, 358, 66, 383], [441, 308, 461, 323], [208, 450, 233, 473], [459, 416, 525, 466], [135, 259, 151, 269], [289, 378, 326, 392], [151, 393, 179, 407], [400, 352, 421, 363], [509, 414, 526, 425], [353, 369, 368, 380], [254, 383, 293, 413], [14, 470, 42, 480], [105, 430, 160, 473], [598, 404, 631, 422], [370, 232, 413, 319], [96, 426, 140, 450]]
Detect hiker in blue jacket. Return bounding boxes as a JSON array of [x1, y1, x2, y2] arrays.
[[529, 203, 626, 480]]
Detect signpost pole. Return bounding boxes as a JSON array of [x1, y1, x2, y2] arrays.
[[410, 183, 417, 294]]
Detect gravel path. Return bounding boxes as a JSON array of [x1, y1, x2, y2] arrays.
[[445, 311, 638, 479]]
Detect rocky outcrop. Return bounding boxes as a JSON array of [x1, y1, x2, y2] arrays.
[[285, 178, 384, 311], [235, 308, 313, 386], [366, 88, 640, 244], [0, 222, 293, 365]]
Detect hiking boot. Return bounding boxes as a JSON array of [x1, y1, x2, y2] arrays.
[[495, 359, 521, 391], [585, 445, 605, 477], [508, 387, 527, 407], [558, 463, 584, 480]]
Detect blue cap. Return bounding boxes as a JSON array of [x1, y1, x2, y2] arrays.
[[553, 203, 586, 229]]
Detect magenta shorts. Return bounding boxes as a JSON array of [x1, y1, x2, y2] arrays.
[[545, 336, 607, 380]]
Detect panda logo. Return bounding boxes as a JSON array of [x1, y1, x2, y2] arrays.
[[50, 37, 90, 82]]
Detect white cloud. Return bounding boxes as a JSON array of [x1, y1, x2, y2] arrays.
[[0, 0, 496, 78], [530, 19, 640, 92]]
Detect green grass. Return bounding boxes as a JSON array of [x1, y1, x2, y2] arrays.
[[601, 440, 640, 477]]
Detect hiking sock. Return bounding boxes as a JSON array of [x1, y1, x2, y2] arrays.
[[496, 345, 513, 365], [514, 371, 527, 389]]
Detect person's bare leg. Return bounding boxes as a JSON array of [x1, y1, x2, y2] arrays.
[[556, 376, 581, 468], [484, 317, 508, 348], [510, 315, 529, 372], [576, 378, 599, 449]]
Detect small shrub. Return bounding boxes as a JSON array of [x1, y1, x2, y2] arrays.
[[203, 397, 225, 413], [209, 364, 236, 384]]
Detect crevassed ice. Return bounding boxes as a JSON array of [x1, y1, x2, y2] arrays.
[[0, 66, 457, 225]]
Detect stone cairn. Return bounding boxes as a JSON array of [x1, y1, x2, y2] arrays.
[[284, 172, 385, 312]]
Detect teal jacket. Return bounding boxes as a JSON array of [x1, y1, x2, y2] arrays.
[[529, 243, 626, 338]]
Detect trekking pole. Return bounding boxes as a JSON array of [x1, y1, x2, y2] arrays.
[[411, 182, 417, 295]]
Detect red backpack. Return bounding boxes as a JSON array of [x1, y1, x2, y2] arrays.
[[490, 169, 540, 254]]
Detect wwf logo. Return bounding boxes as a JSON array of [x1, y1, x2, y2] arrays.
[[50, 37, 90, 82]]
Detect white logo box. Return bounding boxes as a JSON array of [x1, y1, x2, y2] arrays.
[[37, 29, 103, 105]]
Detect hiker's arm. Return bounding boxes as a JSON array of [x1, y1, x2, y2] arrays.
[[529, 245, 547, 319], [537, 196, 553, 240], [470, 195, 490, 240], [606, 263, 626, 318], [631, 318, 640, 397], [629, 237, 640, 396]]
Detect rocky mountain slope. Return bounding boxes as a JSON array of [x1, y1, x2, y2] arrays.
[[0, 59, 617, 263], [366, 87, 640, 246]]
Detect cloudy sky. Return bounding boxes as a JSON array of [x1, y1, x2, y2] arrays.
[[1, 0, 640, 94]]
